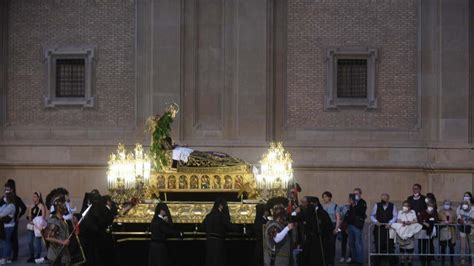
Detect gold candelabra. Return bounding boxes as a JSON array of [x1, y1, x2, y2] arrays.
[[107, 143, 152, 204], [254, 142, 294, 200]]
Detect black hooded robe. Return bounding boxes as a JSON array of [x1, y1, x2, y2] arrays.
[[148, 216, 181, 266], [202, 200, 235, 266], [79, 193, 110, 266], [301, 206, 334, 266]]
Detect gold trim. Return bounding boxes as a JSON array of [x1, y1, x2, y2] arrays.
[[115, 201, 257, 224], [115, 237, 255, 243], [148, 170, 255, 194]]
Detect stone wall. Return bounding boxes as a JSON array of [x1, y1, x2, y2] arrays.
[[7, 0, 135, 128], [286, 0, 418, 130], [0, 0, 472, 212]]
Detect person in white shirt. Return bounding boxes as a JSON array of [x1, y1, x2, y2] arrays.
[[0, 191, 16, 264], [393, 201, 420, 265]]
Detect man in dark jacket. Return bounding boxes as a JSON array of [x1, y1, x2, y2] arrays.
[[407, 183, 427, 218], [346, 189, 367, 265], [406, 183, 427, 254], [370, 193, 397, 265]]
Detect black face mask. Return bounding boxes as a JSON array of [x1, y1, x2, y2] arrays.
[[381, 200, 387, 205]]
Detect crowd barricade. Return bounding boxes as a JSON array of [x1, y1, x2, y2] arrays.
[[368, 222, 474, 265]]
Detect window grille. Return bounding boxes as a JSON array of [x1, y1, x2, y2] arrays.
[[336, 59, 367, 98], [55, 59, 86, 97]]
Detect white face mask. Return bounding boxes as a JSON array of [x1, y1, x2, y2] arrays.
[[425, 198, 429, 204], [355, 195, 360, 201], [464, 196, 471, 202], [402, 206, 409, 212], [427, 206, 434, 212], [443, 205, 451, 210], [463, 204, 469, 210]]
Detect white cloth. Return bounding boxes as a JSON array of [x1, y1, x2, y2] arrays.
[[391, 210, 422, 240], [63, 201, 76, 221], [391, 223, 422, 240], [172, 147, 194, 163], [273, 226, 290, 243], [32, 216, 47, 237]]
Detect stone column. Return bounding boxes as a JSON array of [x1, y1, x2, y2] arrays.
[[438, 0, 471, 142], [0, 0, 7, 128]]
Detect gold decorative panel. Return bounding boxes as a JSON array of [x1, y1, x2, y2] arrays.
[[115, 202, 257, 224], [146, 164, 256, 193]]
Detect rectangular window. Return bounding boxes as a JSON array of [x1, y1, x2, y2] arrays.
[[336, 59, 367, 98], [55, 59, 86, 98], [325, 48, 378, 110], [43, 47, 96, 108]]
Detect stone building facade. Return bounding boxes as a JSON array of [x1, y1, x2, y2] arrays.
[[0, 0, 473, 208]]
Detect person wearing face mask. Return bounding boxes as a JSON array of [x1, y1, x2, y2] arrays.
[[346, 189, 366, 265], [407, 183, 427, 255], [457, 192, 474, 212], [438, 200, 455, 264], [418, 200, 438, 265], [456, 199, 474, 265], [407, 184, 427, 218], [370, 193, 397, 266], [148, 202, 182, 266], [425, 193, 438, 211], [392, 201, 421, 266]]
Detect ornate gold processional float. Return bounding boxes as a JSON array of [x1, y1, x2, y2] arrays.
[[106, 104, 294, 240]]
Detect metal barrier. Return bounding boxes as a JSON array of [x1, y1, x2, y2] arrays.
[[368, 223, 474, 265]]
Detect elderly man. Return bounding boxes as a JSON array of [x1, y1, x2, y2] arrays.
[[370, 193, 398, 266]]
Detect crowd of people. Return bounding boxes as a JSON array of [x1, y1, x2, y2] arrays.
[[136, 183, 474, 266], [0, 179, 117, 265], [0, 180, 472, 266], [250, 184, 474, 266]]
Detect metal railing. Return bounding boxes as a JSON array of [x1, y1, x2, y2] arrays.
[[368, 223, 474, 265]]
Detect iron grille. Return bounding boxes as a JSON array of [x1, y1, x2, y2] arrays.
[[336, 59, 367, 98], [56, 59, 85, 97]]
